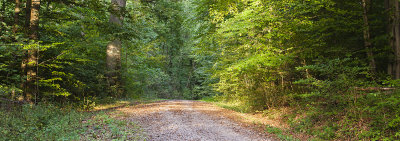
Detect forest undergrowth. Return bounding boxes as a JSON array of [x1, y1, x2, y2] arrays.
[[0, 98, 157, 140], [204, 87, 400, 140], [1, 0, 400, 140]]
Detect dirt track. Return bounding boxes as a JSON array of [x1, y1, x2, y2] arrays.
[[118, 100, 274, 141]]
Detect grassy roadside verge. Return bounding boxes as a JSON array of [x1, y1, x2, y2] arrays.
[[0, 98, 164, 140], [201, 89, 400, 141], [200, 97, 306, 141]]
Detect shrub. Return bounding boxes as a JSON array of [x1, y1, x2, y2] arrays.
[[0, 104, 83, 140]]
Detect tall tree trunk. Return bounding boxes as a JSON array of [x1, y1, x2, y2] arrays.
[[13, 0, 21, 33], [23, 0, 40, 103], [394, 0, 400, 79], [106, 0, 126, 93], [29, 0, 40, 40], [386, 0, 394, 76], [20, 0, 31, 102], [25, 0, 31, 31], [362, 0, 377, 74]]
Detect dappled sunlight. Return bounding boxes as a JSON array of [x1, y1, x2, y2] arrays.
[[196, 102, 289, 129], [93, 101, 131, 111], [1, 0, 398, 140]]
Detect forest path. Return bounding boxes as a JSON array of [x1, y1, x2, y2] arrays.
[[117, 100, 274, 141]]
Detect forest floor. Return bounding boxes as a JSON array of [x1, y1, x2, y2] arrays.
[[115, 100, 276, 141]]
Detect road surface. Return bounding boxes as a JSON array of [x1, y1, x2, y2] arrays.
[[118, 100, 274, 141]]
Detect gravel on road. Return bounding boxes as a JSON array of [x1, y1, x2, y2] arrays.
[[117, 100, 275, 141]]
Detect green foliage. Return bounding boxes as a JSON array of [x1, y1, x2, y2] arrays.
[[189, 0, 398, 140], [0, 103, 144, 141], [82, 111, 143, 140], [214, 52, 294, 111], [362, 90, 400, 140], [294, 58, 370, 108], [0, 104, 83, 140], [286, 58, 400, 140], [0, 44, 23, 99], [1, 0, 399, 140], [265, 125, 298, 141]]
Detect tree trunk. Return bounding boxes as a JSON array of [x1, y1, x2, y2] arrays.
[[23, 0, 40, 103], [25, 0, 31, 31], [29, 0, 40, 40], [20, 0, 31, 102], [394, 0, 400, 79], [107, 40, 122, 86], [386, 0, 394, 76], [13, 0, 21, 33], [106, 0, 126, 91], [362, 0, 376, 74]]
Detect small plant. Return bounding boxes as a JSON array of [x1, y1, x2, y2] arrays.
[[81, 111, 143, 140], [265, 125, 298, 141]]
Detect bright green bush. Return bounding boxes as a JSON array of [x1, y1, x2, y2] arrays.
[[214, 53, 295, 111]]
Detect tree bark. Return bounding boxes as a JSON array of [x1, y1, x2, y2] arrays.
[[106, 0, 126, 90], [386, 0, 394, 76], [29, 0, 40, 40], [23, 0, 40, 103], [362, 0, 376, 74], [394, 0, 400, 79], [13, 0, 21, 33], [25, 0, 31, 31]]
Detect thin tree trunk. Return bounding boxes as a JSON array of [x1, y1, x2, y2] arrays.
[[106, 0, 126, 92], [29, 0, 40, 40], [23, 0, 40, 103], [386, 0, 394, 76], [394, 0, 400, 79], [362, 0, 377, 74], [13, 0, 21, 33], [22, 0, 31, 102], [25, 0, 31, 31]]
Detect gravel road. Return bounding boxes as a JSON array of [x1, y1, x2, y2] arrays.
[[118, 100, 274, 141]]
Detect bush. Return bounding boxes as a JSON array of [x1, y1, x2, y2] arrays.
[[289, 58, 400, 140], [0, 104, 84, 140]]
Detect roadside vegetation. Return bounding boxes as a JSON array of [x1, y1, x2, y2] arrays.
[[0, 99, 152, 140], [1, 0, 400, 140]]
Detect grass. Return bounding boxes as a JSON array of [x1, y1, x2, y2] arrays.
[[265, 125, 299, 141], [200, 97, 252, 113], [0, 98, 160, 141], [200, 96, 304, 140], [201, 89, 400, 141], [0, 104, 84, 140], [80, 111, 144, 140]]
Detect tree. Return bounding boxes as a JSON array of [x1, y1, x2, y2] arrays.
[[13, 0, 21, 33], [387, 0, 400, 79], [107, 0, 126, 95], [361, 0, 376, 74], [22, 0, 40, 103], [395, 0, 400, 79]]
